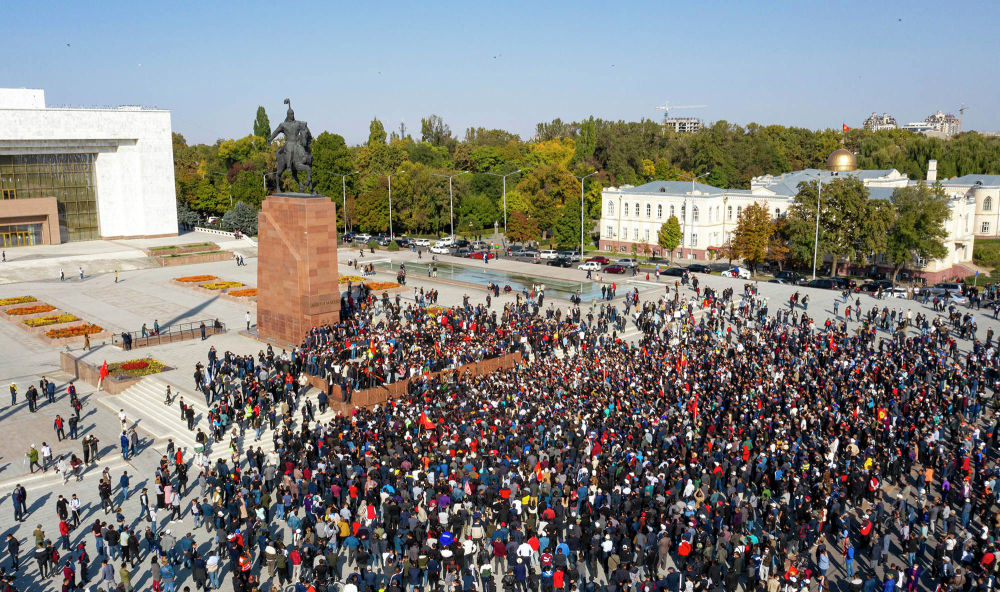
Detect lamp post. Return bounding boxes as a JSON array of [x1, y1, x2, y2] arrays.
[[811, 178, 825, 280], [572, 171, 598, 259], [485, 169, 521, 236], [432, 171, 469, 239], [380, 173, 401, 239], [333, 171, 360, 234]]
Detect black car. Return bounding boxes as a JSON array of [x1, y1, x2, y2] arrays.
[[341, 233, 354, 244], [453, 239, 470, 249], [831, 277, 856, 290], [688, 264, 711, 273], [454, 247, 471, 257], [396, 237, 413, 248], [546, 256, 573, 268], [860, 280, 893, 293], [775, 270, 806, 284], [806, 278, 837, 289], [662, 267, 686, 277]]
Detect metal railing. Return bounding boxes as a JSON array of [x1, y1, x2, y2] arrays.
[[112, 319, 226, 348]]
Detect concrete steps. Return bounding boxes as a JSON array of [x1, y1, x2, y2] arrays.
[[100, 375, 344, 462]]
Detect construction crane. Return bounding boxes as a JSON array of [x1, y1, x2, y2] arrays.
[[655, 101, 707, 122], [959, 105, 968, 131]]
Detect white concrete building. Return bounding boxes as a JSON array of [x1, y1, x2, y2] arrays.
[[598, 151, 977, 281], [0, 88, 177, 245]]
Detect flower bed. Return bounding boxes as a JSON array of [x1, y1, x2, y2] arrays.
[[24, 314, 79, 328], [201, 281, 243, 290], [228, 288, 258, 298], [338, 276, 364, 283], [0, 296, 37, 306], [5, 304, 55, 315], [107, 358, 166, 378], [365, 281, 402, 290], [174, 275, 217, 282], [45, 324, 104, 339]]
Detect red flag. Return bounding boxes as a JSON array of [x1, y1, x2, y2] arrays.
[[419, 412, 436, 430], [99, 360, 109, 380], [842, 123, 851, 133]]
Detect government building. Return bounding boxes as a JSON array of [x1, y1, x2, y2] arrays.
[[0, 88, 177, 247], [598, 149, 983, 282]]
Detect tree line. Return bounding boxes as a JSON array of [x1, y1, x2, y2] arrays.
[[173, 108, 999, 255]]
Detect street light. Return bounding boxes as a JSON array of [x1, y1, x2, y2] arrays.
[[432, 171, 469, 239], [485, 169, 521, 236], [380, 172, 403, 239], [333, 171, 360, 234], [571, 171, 598, 259]]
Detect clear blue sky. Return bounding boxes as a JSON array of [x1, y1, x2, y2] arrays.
[[6, 0, 998, 145]]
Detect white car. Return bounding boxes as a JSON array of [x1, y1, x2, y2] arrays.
[[355, 233, 371, 242], [415, 238, 431, 247], [430, 245, 450, 254], [539, 249, 559, 260], [436, 236, 455, 247], [616, 258, 639, 268], [578, 261, 602, 271], [721, 267, 751, 279]]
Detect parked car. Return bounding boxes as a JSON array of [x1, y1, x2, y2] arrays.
[[806, 278, 837, 289], [206, 216, 221, 225], [616, 258, 639, 268], [831, 277, 857, 290], [558, 250, 581, 262], [860, 280, 894, 293], [454, 247, 472, 258], [721, 267, 751, 279], [578, 261, 602, 271], [341, 233, 355, 244], [539, 249, 559, 260], [767, 278, 789, 284], [430, 244, 450, 254], [662, 267, 686, 277], [547, 256, 573, 268], [924, 282, 964, 297], [415, 238, 431, 247], [687, 264, 711, 273], [587, 256, 611, 265], [355, 233, 372, 243], [436, 236, 455, 247], [603, 264, 627, 274], [775, 270, 806, 285], [468, 251, 495, 260], [470, 240, 487, 250]]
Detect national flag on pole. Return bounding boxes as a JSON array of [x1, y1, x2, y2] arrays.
[[842, 123, 851, 133], [419, 412, 436, 430], [99, 360, 109, 380]]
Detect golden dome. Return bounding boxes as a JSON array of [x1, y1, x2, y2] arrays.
[[826, 148, 857, 172]]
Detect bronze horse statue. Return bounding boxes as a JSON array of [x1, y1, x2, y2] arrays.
[[267, 98, 314, 193]]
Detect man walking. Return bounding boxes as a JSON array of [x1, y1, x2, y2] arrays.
[[9, 383, 15, 406], [54, 415, 66, 441], [26, 445, 42, 473], [6, 534, 19, 570]]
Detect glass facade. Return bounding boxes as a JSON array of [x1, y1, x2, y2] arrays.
[[0, 223, 42, 247], [0, 154, 99, 241]]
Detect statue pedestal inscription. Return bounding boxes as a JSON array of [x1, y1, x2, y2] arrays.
[[256, 194, 340, 346]]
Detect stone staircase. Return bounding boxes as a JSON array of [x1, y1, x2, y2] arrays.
[[99, 375, 343, 461]]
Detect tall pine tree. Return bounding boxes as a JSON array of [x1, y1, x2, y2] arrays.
[[253, 106, 270, 139]]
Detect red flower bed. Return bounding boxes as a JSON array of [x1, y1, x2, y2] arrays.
[[119, 360, 149, 371]]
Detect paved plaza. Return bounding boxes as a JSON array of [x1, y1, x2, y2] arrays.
[[0, 238, 995, 592]]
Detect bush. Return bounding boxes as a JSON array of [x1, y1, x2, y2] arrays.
[[387, 241, 400, 252], [221, 201, 258, 236], [367, 239, 378, 250], [973, 239, 1000, 270]]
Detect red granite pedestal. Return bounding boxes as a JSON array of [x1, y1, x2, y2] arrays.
[[257, 195, 340, 346]]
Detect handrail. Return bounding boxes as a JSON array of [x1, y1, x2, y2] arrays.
[[112, 319, 226, 348]]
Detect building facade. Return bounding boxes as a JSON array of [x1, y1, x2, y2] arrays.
[[0, 88, 177, 246], [863, 112, 898, 131], [598, 152, 977, 281], [664, 118, 702, 133]]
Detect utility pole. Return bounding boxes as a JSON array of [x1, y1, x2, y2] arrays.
[[486, 169, 521, 236]]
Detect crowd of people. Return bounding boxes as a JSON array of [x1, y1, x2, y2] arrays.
[[8, 275, 1000, 592]]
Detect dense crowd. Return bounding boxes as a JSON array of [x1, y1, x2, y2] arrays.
[[14, 278, 1000, 592]]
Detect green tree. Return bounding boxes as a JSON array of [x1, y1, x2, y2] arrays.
[[311, 132, 354, 196], [786, 177, 876, 276], [657, 216, 683, 262], [421, 115, 452, 147], [222, 201, 257, 236], [731, 202, 775, 274], [176, 199, 200, 229], [190, 177, 227, 214], [885, 183, 951, 283], [253, 106, 271, 139], [507, 210, 539, 245], [367, 118, 387, 148], [458, 193, 499, 234], [553, 196, 582, 250]]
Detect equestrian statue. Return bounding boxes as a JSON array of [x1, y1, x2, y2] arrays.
[[267, 98, 314, 193]]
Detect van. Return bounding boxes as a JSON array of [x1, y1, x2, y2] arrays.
[[539, 249, 559, 260]]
